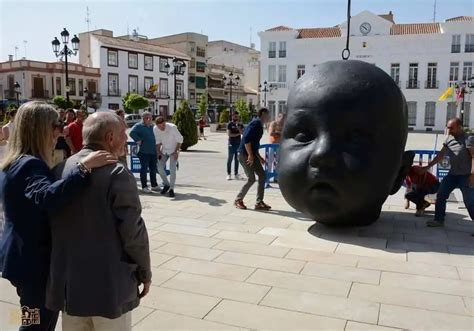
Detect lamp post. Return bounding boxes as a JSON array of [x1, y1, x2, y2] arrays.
[[83, 87, 88, 110], [258, 80, 276, 107], [165, 58, 186, 114], [52, 28, 80, 104], [456, 76, 474, 127], [223, 72, 240, 117], [14, 81, 21, 107]]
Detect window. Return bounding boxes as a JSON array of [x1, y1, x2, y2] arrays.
[[159, 78, 168, 97], [446, 102, 457, 122], [68, 78, 76, 95], [407, 63, 418, 88], [390, 63, 400, 85], [451, 35, 461, 53], [190, 59, 196, 68], [268, 101, 276, 119], [269, 42, 276, 58], [426, 63, 437, 89], [87, 80, 97, 93], [297, 65, 305, 79], [128, 53, 138, 69], [407, 102, 417, 126], [144, 55, 153, 71], [160, 58, 168, 72], [78, 79, 84, 96], [279, 41, 286, 58], [196, 62, 206, 73], [189, 75, 195, 83], [108, 49, 118, 66], [424, 102, 436, 126], [108, 103, 120, 110], [196, 47, 206, 57], [449, 62, 459, 81], [463, 102, 471, 125], [144, 77, 154, 93], [278, 101, 287, 114], [278, 65, 287, 82], [463, 62, 473, 81], [176, 81, 184, 98], [128, 75, 138, 93], [268, 65, 276, 81], [196, 76, 206, 89], [108, 73, 119, 96], [465, 34, 474, 52], [56, 77, 61, 95], [190, 92, 195, 100]]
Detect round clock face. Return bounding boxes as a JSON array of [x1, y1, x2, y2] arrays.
[[360, 22, 371, 35]]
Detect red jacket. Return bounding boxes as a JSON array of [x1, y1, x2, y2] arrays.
[[406, 166, 439, 189]]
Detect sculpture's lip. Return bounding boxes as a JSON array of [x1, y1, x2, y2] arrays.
[[309, 180, 339, 196]]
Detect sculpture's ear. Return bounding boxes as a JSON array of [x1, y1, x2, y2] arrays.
[[390, 151, 416, 195]]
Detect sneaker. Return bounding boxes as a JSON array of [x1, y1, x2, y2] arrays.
[[255, 201, 272, 210], [404, 199, 410, 209], [426, 219, 444, 227], [168, 189, 175, 198], [160, 185, 170, 195], [421, 200, 431, 211], [151, 186, 160, 192], [141, 187, 152, 194], [234, 174, 242, 180], [415, 209, 424, 217], [234, 199, 247, 209], [226, 175, 232, 180]]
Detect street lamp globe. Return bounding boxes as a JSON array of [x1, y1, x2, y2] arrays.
[[71, 34, 80, 51], [51, 37, 60, 55], [60, 28, 70, 44], [14, 81, 20, 92]]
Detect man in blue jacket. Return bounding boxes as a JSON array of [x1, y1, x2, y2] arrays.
[[129, 111, 158, 193]]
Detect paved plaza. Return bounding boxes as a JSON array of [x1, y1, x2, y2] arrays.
[[0, 130, 473, 330]]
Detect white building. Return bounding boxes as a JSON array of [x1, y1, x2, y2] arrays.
[[79, 29, 190, 117], [259, 11, 474, 130]]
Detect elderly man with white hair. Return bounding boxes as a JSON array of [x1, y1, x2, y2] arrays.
[[47, 111, 152, 331]]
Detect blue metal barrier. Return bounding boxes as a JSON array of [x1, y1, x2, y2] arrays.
[[127, 142, 169, 175], [260, 143, 279, 188], [411, 149, 449, 180]]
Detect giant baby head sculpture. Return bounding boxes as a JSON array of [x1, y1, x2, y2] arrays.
[[278, 60, 409, 226]]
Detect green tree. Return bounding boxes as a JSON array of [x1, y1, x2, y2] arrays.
[[52, 96, 73, 109], [219, 109, 230, 124], [124, 93, 149, 114], [198, 94, 208, 119], [235, 98, 251, 124], [173, 100, 198, 151], [122, 93, 132, 114]]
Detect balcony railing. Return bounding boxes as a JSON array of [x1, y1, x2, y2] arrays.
[[31, 89, 50, 99], [279, 50, 287, 58], [406, 79, 420, 89], [108, 89, 121, 97], [451, 44, 461, 53], [465, 44, 474, 53], [156, 93, 170, 99], [268, 50, 276, 58], [424, 80, 439, 89], [273, 82, 287, 88]]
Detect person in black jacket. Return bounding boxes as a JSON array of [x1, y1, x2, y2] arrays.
[[0, 101, 116, 331]]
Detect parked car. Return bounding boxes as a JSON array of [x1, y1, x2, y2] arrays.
[[124, 114, 141, 127]]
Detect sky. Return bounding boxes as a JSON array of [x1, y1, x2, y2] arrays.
[[0, 0, 473, 63]]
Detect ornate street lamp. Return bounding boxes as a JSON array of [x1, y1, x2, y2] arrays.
[[223, 72, 240, 116], [52, 28, 80, 103], [165, 58, 186, 115], [14, 81, 21, 107], [258, 80, 276, 107], [455, 76, 474, 127]]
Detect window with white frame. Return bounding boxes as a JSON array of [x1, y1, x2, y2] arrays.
[[446, 102, 457, 122], [297, 65, 305, 79], [407, 101, 417, 126], [159, 78, 168, 97], [463, 62, 473, 81], [128, 53, 138, 69], [278, 101, 287, 114], [408, 63, 418, 88], [426, 63, 437, 89], [390, 63, 400, 85], [144, 77, 154, 92], [159, 58, 168, 72], [462, 102, 471, 125], [465, 34, 474, 52], [128, 75, 138, 93], [108, 73, 119, 96], [449, 62, 459, 81], [268, 42, 276, 58], [268, 65, 276, 82], [424, 102, 436, 126], [268, 100, 276, 119], [278, 65, 287, 82], [108, 49, 118, 66], [176, 81, 184, 98], [451, 34, 461, 53], [144, 55, 153, 71], [279, 41, 286, 58]]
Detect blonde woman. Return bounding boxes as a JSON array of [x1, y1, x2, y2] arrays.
[[2, 108, 16, 143], [0, 101, 116, 331]]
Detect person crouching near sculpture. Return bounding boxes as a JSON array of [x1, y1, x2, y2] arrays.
[[46, 111, 152, 331], [0, 101, 116, 331], [404, 151, 440, 217]]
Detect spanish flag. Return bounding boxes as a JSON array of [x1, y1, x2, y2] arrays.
[[438, 86, 454, 101]]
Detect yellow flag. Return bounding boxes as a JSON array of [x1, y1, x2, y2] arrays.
[[438, 86, 453, 101]]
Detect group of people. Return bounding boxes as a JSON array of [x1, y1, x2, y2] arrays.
[[129, 111, 184, 198], [0, 101, 152, 330]]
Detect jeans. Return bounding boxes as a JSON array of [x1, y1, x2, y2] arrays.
[[137, 152, 157, 189], [227, 143, 240, 175], [158, 154, 178, 189], [236, 153, 266, 203], [435, 174, 474, 222], [405, 182, 440, 209]]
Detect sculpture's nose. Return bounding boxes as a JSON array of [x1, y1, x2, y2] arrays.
[[309, 134, 338, 168]]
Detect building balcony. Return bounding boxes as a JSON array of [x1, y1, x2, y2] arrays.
[[279, 50, 286, 58], [272, 82, 287, 89], [451, 45, 461, 53], [406, 80, 420, 89], [465, 44, 474, 53], [424, 80, 439, 89], [268, 51, 276, 58], [156, 93, 170, 99], [108, 89, 121, 97], [31, 89, 50, 99]]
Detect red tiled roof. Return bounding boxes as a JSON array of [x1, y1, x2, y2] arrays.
[[297, 27, 341, 39], [390, 23, 441, 35], [445, 16, 474, 22], [266, 25, 293, 32]]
